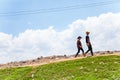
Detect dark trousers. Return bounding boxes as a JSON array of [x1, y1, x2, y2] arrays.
[[75, 48, 84, 57], [85, 44, 93, 56]]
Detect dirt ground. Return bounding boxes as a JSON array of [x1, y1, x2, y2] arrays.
[[24, 52, 120, 67], [0, 52, 120, 69]]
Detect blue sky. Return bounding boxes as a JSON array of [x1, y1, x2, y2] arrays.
[[0, 0, 120, 35], [0, 0, 120, 63]]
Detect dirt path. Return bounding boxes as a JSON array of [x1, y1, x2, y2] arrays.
[[0, 52, 120, 69], [22, 52, 120, 67]]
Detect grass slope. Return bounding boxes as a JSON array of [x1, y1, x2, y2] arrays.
[[0, 55, 120, 80]]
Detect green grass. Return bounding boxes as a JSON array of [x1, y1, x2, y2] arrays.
[[0, 55, 120, 80]]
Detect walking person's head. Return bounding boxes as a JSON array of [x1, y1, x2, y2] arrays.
[[77, 36, 82, 40], [86, 31, 90, 35]]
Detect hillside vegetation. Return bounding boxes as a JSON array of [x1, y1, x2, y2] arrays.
[[0, 55, 120, 80]]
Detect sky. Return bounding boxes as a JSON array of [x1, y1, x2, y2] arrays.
[[0, 0, 120, 63]]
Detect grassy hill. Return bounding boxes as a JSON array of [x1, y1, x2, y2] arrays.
[[0, 55, 120, 80]]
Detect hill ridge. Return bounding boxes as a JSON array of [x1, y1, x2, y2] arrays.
[[0, 51, 120, 69]]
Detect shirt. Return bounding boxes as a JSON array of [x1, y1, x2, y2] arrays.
[[86, 35, 90, 43], [77, 39, 82, 48]]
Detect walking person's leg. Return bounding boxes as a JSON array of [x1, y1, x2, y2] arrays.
[[85, 46, 90, 55], [89, 45, 93, 56], [91, 49, 93, 56], [80, 48, 85, 57], [75, 48, 80, 57]]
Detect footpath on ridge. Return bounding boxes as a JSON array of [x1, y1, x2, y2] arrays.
[[0, 51, 120, 69]]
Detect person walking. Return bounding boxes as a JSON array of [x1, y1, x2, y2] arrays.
[[75, 36, 85, 57], [85, 31, 94, 56]]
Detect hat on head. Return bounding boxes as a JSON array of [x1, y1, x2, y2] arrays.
[[86, 31, 90, 34], [77, 36, 82, 39]]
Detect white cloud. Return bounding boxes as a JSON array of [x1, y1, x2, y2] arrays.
[[0, 12, 120, 63]]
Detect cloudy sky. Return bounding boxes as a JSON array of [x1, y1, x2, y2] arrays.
[[0, 0, 120, 63]]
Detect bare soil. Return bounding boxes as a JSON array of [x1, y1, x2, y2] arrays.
[[0, 51, 120, 69]]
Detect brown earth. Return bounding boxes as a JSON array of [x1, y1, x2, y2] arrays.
[[0, 51, 120, 69]]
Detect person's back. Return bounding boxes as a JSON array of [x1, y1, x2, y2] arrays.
[[85, 31, 93, 56], [77, 39, 82, 48], [75, 36, 85, 57], [86, 35, 89, 44]]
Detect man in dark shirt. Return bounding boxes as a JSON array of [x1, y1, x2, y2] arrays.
[[85, 31, 93, 56], [75, 36, 85, 57]]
